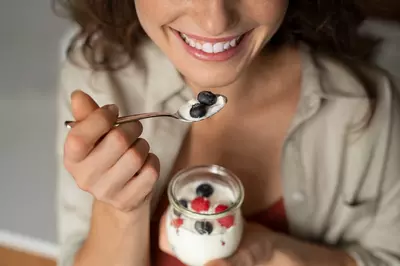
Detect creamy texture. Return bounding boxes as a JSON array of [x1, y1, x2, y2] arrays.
[[167, 210, 243, 266], [178, 95, 226, 122], [166, 180, 243, 266]]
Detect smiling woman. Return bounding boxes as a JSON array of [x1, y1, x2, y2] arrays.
[[54, 1, 400, 266], [56, 0, 376, 71]]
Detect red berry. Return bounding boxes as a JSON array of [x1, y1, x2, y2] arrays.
[[191, 197, 210, 212], [215, 204, 235, 229], [215, 204, 229, 213], [171, 218, 184, 228]]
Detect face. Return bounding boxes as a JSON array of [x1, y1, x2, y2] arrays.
[[135, 0, 288, 90]]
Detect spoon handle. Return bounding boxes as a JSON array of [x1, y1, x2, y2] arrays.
[[64, 112, 177, 129]]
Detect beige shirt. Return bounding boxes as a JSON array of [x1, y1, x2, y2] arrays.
[[56, 42, 400, 266]]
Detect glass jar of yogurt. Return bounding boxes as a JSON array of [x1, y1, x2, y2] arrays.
[[166, 165, 245, 266]]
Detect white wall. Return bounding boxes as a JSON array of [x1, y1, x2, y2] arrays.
[[0, 0, 69, 258]]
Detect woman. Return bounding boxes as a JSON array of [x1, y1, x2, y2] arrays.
[[55, 0, 400, 266]]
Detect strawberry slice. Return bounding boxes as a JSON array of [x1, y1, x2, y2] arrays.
[[171, 218, 184, 228], [191, 197, 210, 212], [215, 204, 235, 229]]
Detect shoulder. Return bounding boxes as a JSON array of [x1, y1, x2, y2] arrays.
[[58, 40, 180, 112], [311, 52, 398, 130], [313, 52, 395, 100]]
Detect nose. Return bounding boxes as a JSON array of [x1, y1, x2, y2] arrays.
[[192, 0, 236, 36]]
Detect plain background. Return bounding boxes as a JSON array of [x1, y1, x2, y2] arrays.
[[0, 0, 398, 255], [0, 0, 68, 246]]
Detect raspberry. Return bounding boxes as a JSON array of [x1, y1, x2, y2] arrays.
[[215, 204, 235, 228], [171, 218, 184, 228], [191, 197, 210, 212]]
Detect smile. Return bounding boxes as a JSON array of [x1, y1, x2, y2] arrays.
[[173, 29, 250, 62], [179, 32, 245, 54]]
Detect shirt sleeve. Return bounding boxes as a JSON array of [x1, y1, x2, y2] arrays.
[[55, 59, 126, 266], [343, 77, 400, 265]]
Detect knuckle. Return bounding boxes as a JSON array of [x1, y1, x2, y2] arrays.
[[136, 138, 150, 157], [127, 147, 141, 164], [141, 138, 151, 153], [134, 121, 143, 135], [64, 133, 87, 159], [110, 128, 130, 150], [76, 178, 91, 192], [92, 186, 109, 202], [96, 110, 114, 129], [143, 155, 160, 184]]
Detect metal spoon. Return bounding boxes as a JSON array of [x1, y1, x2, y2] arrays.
[[64, 94, 227, 129]]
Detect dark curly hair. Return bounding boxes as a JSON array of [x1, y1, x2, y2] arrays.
[[53, 0, 378, 71]]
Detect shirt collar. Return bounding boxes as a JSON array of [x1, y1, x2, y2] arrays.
[[143, 42, 187, 107]]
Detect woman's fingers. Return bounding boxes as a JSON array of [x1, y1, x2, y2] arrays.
[[64, 104, 119, 163], [71, 90, 100, 121], [91, 138, 150, 200], [63, 91, 161, 213], [81, 122, 143, 179], [113, 153, 160, 212]]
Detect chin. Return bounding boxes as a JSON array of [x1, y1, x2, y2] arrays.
[[181, 67, 241, 90]]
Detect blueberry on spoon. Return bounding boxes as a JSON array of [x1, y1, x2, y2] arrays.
[[189, 103, 207, 118], [198, 91, 217, 106]]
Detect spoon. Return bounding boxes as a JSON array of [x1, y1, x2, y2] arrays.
[[64, 94, 227, 129]]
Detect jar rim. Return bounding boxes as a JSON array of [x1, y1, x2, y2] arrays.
[[167, 164, 245, 220]]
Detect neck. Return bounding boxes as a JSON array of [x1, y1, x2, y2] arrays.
[[187, 45, 301, 109]]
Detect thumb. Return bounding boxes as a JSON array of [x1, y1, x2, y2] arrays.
[[70, 90, 100, 121]]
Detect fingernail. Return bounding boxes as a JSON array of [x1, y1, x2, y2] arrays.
[[105, 104, 119, 115]]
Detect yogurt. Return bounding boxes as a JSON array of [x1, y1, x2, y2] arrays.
[[178, 95, 227, 122], [166, 180, 244, 266]]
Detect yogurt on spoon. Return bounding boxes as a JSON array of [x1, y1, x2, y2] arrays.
[[178, 91, 227, 122]]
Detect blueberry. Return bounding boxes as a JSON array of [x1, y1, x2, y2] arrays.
[[194, 221, 213, 235], [197, 91, 217, 106], [189, 103, 207, 118], [174, 199, 189, 216], [196, 183, 214, 198], [178, 199, 189, 208]]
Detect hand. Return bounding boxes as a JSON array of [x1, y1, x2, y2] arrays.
[[158, 212, 290, 266], [205, 223, 282, 266], [63, 90, 160, 213]]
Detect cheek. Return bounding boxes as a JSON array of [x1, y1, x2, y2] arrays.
[[244, 0, 288, 26], [135, 0, 182, 29]]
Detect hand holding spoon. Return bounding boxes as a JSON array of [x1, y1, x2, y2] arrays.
[[64, 93, 227, 129]]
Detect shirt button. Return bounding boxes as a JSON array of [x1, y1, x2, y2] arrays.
[[292, 192, 305, 202]]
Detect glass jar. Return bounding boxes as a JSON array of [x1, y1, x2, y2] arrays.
[[166, 165, 245, 266]]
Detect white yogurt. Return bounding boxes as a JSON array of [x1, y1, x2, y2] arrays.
[[178, 95, 227, 122], [166, 180, 243, 266]]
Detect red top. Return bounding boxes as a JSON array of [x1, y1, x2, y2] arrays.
[[151, 197, 288, 266]]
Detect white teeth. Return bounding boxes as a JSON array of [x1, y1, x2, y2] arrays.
[[202, 43, 213, 53], [180, 32, 243, 54], [223, 42, 230, 50], [213, 42, 224, 53]]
